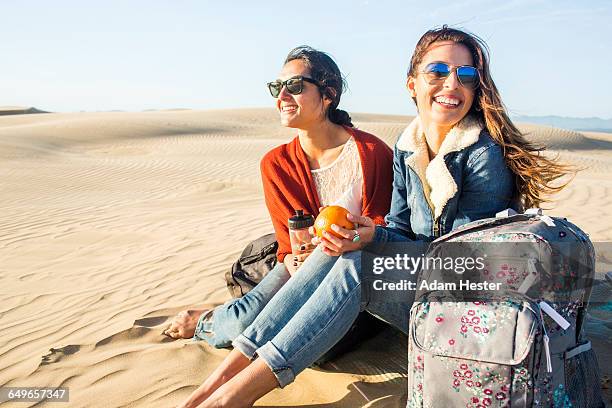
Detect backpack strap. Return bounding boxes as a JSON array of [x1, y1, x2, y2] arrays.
[[564, 340, 592, 360]]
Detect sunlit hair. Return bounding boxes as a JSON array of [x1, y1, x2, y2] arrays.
[[408, 25, 573, 209]]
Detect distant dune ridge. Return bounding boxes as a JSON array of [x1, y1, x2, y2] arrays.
[[0, 108, 610, 407], [514, 114, 612, 133], [0, 106, 48, 116]]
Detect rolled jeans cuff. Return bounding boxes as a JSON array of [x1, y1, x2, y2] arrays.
[[255, 341, 295, 388], [192, 309, 215, 341], [231, 334, 260, 360]]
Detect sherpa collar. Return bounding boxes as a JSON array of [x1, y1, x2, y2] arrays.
[[396, 116, 483, 219]]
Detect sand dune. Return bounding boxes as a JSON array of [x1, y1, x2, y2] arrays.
[[0, 106, 48, 116], [0, 109, 610, 407]]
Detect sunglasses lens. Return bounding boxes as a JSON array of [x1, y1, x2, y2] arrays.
[[285, 78, 303, 95], [268, 82, 281, 98], [457, 66, 479, 88], [424, 62, 451, 79]]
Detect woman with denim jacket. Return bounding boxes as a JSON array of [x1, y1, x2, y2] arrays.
[[178, 26, 571, 408]]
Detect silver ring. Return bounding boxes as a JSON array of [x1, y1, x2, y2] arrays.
[[352, 230, 361, 243]]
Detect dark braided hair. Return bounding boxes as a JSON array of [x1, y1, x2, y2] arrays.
[[285, 46, 353, 127]]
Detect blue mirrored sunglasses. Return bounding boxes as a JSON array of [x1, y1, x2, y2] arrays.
[[421, 62, 480, 89]]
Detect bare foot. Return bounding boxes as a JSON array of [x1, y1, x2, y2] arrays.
[[163, 309, 207, 339]]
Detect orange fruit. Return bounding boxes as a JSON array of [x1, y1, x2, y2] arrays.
[[314, 205, 356, 238]]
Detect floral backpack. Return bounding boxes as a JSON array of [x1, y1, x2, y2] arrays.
[[407, 209, 605, 407]]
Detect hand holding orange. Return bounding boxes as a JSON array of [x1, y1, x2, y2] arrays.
[[314, 206, 356, 238]]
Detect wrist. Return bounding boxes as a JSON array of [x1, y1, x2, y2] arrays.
[[357, 226, 375, 247]]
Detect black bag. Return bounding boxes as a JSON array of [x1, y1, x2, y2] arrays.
[[225, 233, 278, 298], [226, 234, 387, 365]]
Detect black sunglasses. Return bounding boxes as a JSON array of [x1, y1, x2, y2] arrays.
[[267, 76, 320, 98], [421, 62, 480, 89]]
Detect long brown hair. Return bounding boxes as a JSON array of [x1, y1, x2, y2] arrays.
[[408, 25, 573, 209]]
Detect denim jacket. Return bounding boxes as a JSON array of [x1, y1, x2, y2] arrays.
[[374, 116, 515, 243]]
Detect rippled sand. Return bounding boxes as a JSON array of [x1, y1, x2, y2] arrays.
[[1, 108, 610, 407]]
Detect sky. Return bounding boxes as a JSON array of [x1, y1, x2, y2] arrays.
[[1, 0, 610, 118]]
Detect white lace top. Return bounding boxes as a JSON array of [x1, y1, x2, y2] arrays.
[[310, 137, 363, 216]]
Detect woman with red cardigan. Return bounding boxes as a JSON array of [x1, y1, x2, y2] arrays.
[[164, 46, 393, 357]]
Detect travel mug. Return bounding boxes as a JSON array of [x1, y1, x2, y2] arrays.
[[288, 209, 315, 258]]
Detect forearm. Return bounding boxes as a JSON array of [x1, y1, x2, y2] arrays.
[[177, 349, 250, 408]]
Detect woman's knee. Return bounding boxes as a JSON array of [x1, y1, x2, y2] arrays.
[[331, 250, 362, 280]]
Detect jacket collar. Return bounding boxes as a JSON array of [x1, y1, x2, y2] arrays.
[[397, 116, 483, 219]]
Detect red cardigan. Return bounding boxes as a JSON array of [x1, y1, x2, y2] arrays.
[[260, 126, 394, 262]]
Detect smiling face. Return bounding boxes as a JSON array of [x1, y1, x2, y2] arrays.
[[274, 59, 330, 129], [407, 41, 476, 131]]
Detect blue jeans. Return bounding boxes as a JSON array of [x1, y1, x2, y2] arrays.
[[193, 261, 292, 347], [232, 246, 416, 388]]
